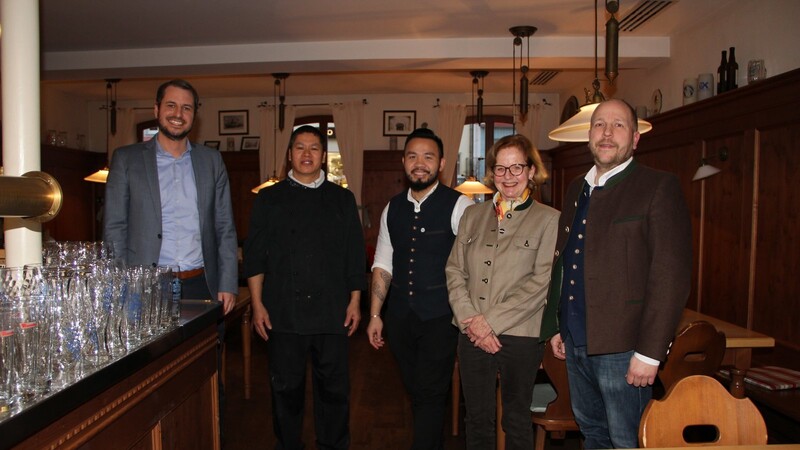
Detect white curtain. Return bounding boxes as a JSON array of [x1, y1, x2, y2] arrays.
[[107, 107, 137, 163], [258, 105, 296, 182], [436, 103, 467, 187], [331, 100, 365, 205], [514, 103, 542, 148]]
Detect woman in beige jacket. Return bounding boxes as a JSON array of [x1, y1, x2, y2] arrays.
[[446, 134, 559, 450]]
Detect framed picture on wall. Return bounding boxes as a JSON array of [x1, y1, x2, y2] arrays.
[[383, 110, 416, 136], [204, 140, 221, 150], [218, 110, 249, 135], [241, 136, 260, 151]]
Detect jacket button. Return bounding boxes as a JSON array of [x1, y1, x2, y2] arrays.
[[506, 213, 512, 219], [157, 234, 162, 239], [484, 260, 491, 266], [555, 250, 560, 257], [482, 278, 488, 284]]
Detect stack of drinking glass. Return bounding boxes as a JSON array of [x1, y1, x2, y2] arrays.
[[0, 241, 182, 419]]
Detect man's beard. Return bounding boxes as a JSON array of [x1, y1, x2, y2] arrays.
[[407, 173, 438, 192], [158, 119, 191, 141]]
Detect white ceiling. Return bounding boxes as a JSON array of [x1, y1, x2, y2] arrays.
[[32, 0, 735, 102]]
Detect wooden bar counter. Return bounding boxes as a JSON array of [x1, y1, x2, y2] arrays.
[[1, 301, 222, 450]]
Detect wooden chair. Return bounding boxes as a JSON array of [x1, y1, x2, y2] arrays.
[[639, 375, 767, 447], [531, 340, 580, 450], [659, 320, 726, 393]]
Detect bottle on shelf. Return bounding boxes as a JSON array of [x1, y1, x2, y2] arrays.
[[717, 50, 728, 94], [727, 47, 739, 90]]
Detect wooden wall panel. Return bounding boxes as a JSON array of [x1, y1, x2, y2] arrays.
[[221, 151, 260, 242], [361, 151, 406, 254], [697, 134, 753, 327], [40, 145, 105, 242], [754, 123, 800, 350]]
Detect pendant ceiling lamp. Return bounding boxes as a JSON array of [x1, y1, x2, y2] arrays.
[[470, 70, 488, 123], [252, 73, 290, 193], [605, 0, 620, 84], [84, 78, 120, 183], [455, 70, 494, 199], [509, 25, 537, 127], [548, 0, 651, 142]]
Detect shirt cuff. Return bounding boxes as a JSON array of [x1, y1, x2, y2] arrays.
[[634, 352, 660, 366]]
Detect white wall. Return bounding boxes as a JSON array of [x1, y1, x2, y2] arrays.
[[564, 0, 800, 116]]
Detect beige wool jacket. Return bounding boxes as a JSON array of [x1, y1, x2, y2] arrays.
[[446, 199, 559, 338]]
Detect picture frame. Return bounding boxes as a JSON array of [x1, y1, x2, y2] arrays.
[[383, 110, 416, 136], [240, 136, 260, 151], [204, 140, 221, 150], [218, 110, 249, 135]]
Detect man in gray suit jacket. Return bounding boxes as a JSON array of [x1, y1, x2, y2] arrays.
[[104, 79, 238, 313]]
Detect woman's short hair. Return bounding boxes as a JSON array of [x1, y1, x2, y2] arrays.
[[483, 134, 549, 191]]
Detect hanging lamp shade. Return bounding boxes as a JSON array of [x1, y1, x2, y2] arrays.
[[84, 167, 109, 183], [548, 103, 653, 143], [252, 73, 289, 193], [454, 177, 493, 198], [251, 176, 280, 194]]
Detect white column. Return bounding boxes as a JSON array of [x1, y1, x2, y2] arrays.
[[1, 0, 43, 267]]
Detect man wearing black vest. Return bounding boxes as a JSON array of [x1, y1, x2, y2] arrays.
[[367, 128, 473, 449]]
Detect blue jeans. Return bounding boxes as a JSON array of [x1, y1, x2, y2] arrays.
[[565, 334, 651, 449]]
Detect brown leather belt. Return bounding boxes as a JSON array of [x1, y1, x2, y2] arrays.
[[176, 267, 204, 280]]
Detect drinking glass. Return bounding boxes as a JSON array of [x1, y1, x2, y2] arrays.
[[105, 261, 129, 359], [122, 266, 147, 350], [48, 267, 82, 391], [11, 296, 45, 404], [0, 300, 17, 415]]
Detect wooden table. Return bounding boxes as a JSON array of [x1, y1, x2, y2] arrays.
[[679, 309, 775, 372]]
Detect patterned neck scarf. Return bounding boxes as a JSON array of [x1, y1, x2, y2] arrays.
[[493, 188, 531, 222]]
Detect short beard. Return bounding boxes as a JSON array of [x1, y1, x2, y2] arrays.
[[158, 122, 191, 141], [408, 174, 437, 192]]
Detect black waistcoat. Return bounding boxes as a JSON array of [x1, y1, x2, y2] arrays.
[[387, 185, 461, 321]]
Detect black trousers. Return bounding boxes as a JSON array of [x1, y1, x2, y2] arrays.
[[386, 312, 458, 450], [457, 333, 543, 450], [267, 332, 350, 450]]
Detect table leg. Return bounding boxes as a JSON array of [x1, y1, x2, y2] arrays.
[[723, 348, 752, 399], [242, 305, 252, 400]]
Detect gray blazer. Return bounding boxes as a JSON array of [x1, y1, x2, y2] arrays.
[[446, 199, 559, 338], [103, 138, 239, 297]]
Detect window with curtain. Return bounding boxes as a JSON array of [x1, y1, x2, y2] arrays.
[[456, 115, 514, 187], [294, 115, 347, 187]]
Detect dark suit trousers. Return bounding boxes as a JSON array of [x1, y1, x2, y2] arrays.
[[267, 332, 350, 450], [457, 334, 542, 450], [386, 312, 458, 450]]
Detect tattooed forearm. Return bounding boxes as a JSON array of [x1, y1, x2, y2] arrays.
[[371, 269, 393, 302]]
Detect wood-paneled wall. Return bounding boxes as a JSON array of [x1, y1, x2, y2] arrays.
[[221, 151, 260, 242], [548, 68, 800, 368]]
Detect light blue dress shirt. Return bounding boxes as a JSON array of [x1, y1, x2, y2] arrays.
[[155, 139, 204, 271]]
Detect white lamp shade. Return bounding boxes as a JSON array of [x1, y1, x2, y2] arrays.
[[548, 102, 653, 142], [692, 164, 721, 181]]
